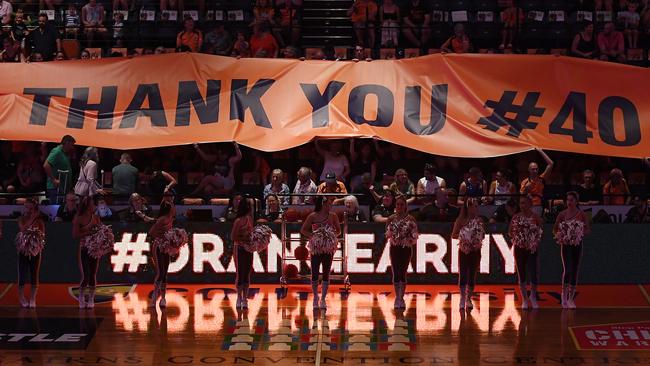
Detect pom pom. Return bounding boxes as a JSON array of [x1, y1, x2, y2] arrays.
[[555, 219, 585, 246], [458, 218, 485, 254], [294, 245, 310, 261], [245, 225, 273, 253], [510, 216, 543, 253], [154, 228, 189, 256], [81, 224, 115, 259], [387, 216, 419, 247], [283, 264, 298, 279], [308, 225, 338, 255], [15, 228, 45, 257]]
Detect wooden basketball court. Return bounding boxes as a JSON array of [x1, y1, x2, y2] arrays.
[[1, 284, 649, 365]]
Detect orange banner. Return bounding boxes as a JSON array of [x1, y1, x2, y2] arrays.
[[0, 53, 648, 158]]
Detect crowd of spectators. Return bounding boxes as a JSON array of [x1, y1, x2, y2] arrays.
[[1, 138, 649, 224], [0, 0, 649, 64]]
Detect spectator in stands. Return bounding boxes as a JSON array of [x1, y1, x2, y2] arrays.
[[241, 149, 270, 185], [576, 169, 601, 205], [203, 22, 232, 55], [126, 192, 154, 222], [55, 51, 66, 61], [11, 13, 29, 46], [372, 190, 396, 223], [113, 0, 128, 11], [144, 168, 176, 202], [0, 0, 11, 20], [29, 13, 62, 61], [44, 135, 76, 204], [30, 53, 44, 62], [642, 3, 650, 35], [598, 22, 626, 62], [416, 163, 447, 207], [348, 0, 377, 48], [353, 172, 381, 209], [401, 0, 430, 48], [82, 0, 107, 48], [417, 187, 460, 222], [277, 0, 301, 46], [80, 49, 91, 60], [595, 0, 615, 11], [292, 167, 317, 205], [488, 170, 515, 206], [17, 144, 45, 193], [520, 148, 554, 207], [624, 196, 649, 223], [380, 0, 400, 47], [55, 192, 78, 222], [441, 23, 472, 53], [317, 172, 348, 204], [73, 147, 105, 198], [176, 17, 203, 53], [373, 141, 401, 185], [389, 169, 415, 198], [250, 21, 279, 58], [259, 193, 283, 223], [112, 12, 125, 47], [490, 198, 518, 224], [112, 153, 139, 202], [603, 168, 631, 205], [344, 195, 366, 222], [65, 3, 81, 39], [223, 193, 243, 222], [1, 38, 20, 62], [253, 0, 275, 24], [263, 169, 291, 206], [349, 139, 376, 191], [282, 46, 301, 58], [499, 0, 524, 50], [316, 140, 350, 183], [160, 0, 179, 11], [458, 167, 487, 205], [0, 142, 17, 194], [571, 22, 598, 59], [619, 1, 640, 48], [191, 142, 242, 198], [95, 196, 113, 221], [154, 46, 166, 55], [232, 31, 251, 58]]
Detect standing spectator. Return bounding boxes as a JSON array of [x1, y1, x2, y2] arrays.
[[317, 172, 348, 204], [389, 169, 415, 198], [0, 0, 12, 20], [488, 170, 515, 205], [191, 142, 242, 197], [112, 153, 139, 202], [458, 167, 487, 205], [65, 3, 81, 39], [597, 21, 626, 62], [292, 167, 318, 205], [176, 17, 203, 52], [43, 135, 76, 204], [11, 13, 29, 46], [343, 195, 367, 222], [112, 12, 125, 47], [441, 23, 472, 53], [618, 1, 640, 48], [315, 140, 350, 183], [277, 0, 301, 46], [74, 147, 104, 198], [29, 13, 62, 61], [380, 0, 400, 47], [373, 141, 402, 184], [416, 163, 447, 207], [499, 0, 524, 49], [348, 0, 377, 48], [401, 0, 430, 48], [145, 169, 177, 202], [642, 2, 650, 36], [0, 142, 17, 194], [250, 21, 279, 58], [16, 144, 45, 193], [571, 22, 598, 59], [353, 172, 381, 210], [349, 139, 376, 191], [263, 169, 291, 206], [82, 0, 107, 48], [55, 192, 78, 222], [624, 196, 649, 223], [202, 22, 232, 55], [520, 148, 554, 207], [576, 169, 601, 205], [372, 190, 396, 223], [603, 168, 631, 205]]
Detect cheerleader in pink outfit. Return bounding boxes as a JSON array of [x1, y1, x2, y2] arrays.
[[386, 195, 419, 310], [452, 197, 485, 311], [16, 198, 45, 308], [73, 197, 101, 309], [509, 196, 543, 310], [148, 200, 177, 309]]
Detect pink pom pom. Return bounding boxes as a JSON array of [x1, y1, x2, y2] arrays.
[[555, 219, 585, 246], [308, 225, 338, 255], [244, 225, 273, 253], [387, 216, 419, 247], [15, 228, 45, 257], [154, 228, 189, 256], [81, 224, 115, 259], [510, 216, 543, 253], [458, 218, 485, 254]]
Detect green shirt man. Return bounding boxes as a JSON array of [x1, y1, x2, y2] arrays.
[[43, 135, 76, 202]]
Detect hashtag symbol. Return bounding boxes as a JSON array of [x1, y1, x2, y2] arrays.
[[477, 91, 545, 138], [111, 233, 150, 273], [112, 293, 150, 331]]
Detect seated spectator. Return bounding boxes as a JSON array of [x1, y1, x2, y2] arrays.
[[458, 167, 487, 205], [82, 0, 108, 48], [277, 0, 301, 46], [292, 167, 317, 205], [401, 0, 430, 48], [31, 53, 44, 62], [55, 51, 67, 61], [177, 17, 203, 53], [161, 0, 179, 12], [416, 187, 460, 222], [0, 142, 17, 193], [603, 168, 631, 205], [126, 192, 154, 222], [488, 170, 515, 205], [353, 172, 381, 210], [191, 142, 242, 198], [203, 23, 232, 55], [112, 12, 125, 47], [348, 0, 377, 48], [343, 195, 367, 222], [618, 1, 639, 49], [112, 153, 139, 203], [316, 140, 350, 183], [389, 169, 415, 198], [490, 198, 518, 224], [1, 38, 21, 62], [282, 46, 301, 58], [11, 12, 28, 46], [317, 172, 348, 204], [499, 0, 524, 49], [113, 0, 128, 10], [598, 22, 626, 62], [16, 143, 45, 193], [372, 190, 396, 223], [571, 22, 598, 59], [380, 0, 400, 47], [349, 138, 377, 191], [65, 3, 81, 39], [624, 196, 649, 223], [80, 49, 91, 59], [595, 0, 614, 11], [95, 196, 113, 221], [441, 23, 472, 54], [55, 192, 78, 222], [576, 169, 601, 205], [250, 21, 279, 58], [416, 163, 447, 207], [232, 31, 252, 58], [258, 194, 283, 223], [520, 148, 554, 207], [263, 169, 291, 205], [223, 192, 243, 222]]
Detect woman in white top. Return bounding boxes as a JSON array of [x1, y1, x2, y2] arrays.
[[74, 147, 104, 197], [488, 170, 515, 205], [315, 140, 350, 182], [416, 163, 447, 207]]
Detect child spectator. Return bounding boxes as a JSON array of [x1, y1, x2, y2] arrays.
[[500, 0, 524, 50], [112, 12, 125, 46], [618, 1, 639, 48], [348, 0, 377, 48], [441, 23, 472, 53], [65, 3, 81, 39], [232, 31, 251, 58]]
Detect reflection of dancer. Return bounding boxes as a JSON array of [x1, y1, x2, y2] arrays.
[[73, 197, 101, 309], [301, 197, 341, 310], [232, 198, 254, 309], [16, 198, 45, 308], [509, 196, 543, 309], [553, 191, 590, 309], [386, 195, 418, 309], [149, 200, 182, 309], [452, 197, 485, 311]]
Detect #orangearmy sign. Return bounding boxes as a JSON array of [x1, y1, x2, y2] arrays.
[[0, 53, 648, 158]]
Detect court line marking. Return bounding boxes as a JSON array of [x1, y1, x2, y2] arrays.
[[315, 310, 324, 366], [0, 283, 12, 300], [638, 284, 650, 305]]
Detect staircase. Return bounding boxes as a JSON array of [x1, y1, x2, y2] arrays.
[[301, 0, 354, 48]]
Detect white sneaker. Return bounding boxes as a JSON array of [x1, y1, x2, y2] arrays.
[[29, 299, 36, 308], [319, 299, 327, 310], [522, 299, 528, 310], [242, 298, 248, 309], [159, 298, 167, 308], [313, 295, 319, 310], [530, 295, 539, 309]]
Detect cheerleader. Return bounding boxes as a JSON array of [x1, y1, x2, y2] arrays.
[[553, 191, 590, 309], [148, 200, 177, 308], [300, 196, 341, 310], [452, 197, 485, 311], [16, 198, 45, 308], [386, 195, 419, 309], [231, 198, 254, 309], [509, 196, 543, 309], [73, 196, 101, 309]]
